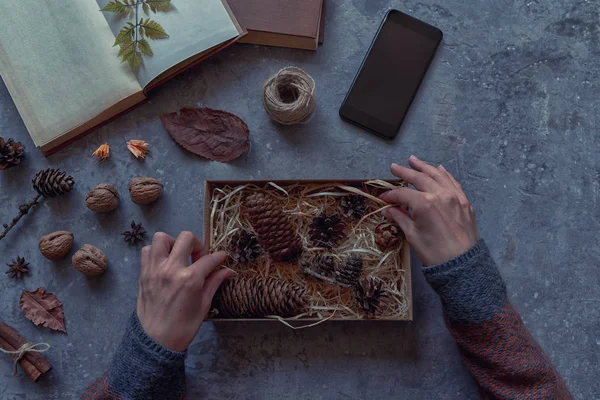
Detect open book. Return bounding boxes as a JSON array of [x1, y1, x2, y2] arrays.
[[0, 0, 245, 155]]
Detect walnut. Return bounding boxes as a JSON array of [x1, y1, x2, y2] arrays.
[[39, 231, 74, 261], [72, 244, 108, 276], [129, 177, 163, 205], [86, 184, 119, 212]]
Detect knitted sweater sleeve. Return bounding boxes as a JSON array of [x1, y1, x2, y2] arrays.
[[422, 240, 572, 400], [81, 313, 186, 400]]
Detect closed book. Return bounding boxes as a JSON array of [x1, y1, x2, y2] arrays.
[[227, 0, 324, 50]]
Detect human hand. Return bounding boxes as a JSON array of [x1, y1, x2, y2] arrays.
[[380, 156, 480, 266], [137, 231, 232, 352]]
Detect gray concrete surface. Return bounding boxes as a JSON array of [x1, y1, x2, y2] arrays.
[[0, 0, 598, 398]]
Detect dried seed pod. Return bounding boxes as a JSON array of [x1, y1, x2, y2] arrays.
[[72, 244, 108, 276], [214, 276, 307, 318], [86, 184, 119, 213], [39, 231, 74, 261], [242, 191, 302, 262], [129, 177, 163, 205], [228, 230, 262, 264], [375, 222, 404, 251]]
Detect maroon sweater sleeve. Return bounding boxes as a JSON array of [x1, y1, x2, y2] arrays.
[[422, 240, 572, 399]]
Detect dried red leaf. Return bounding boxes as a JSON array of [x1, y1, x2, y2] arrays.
[[20, 288, 66, 333], [160, 107, 249, 162]]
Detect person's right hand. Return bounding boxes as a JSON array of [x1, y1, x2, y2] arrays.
[[380, 155, 480, 266], [136, 231, 232, 352]]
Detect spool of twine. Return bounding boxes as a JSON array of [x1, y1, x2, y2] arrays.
[[262, 67, 316, 125]]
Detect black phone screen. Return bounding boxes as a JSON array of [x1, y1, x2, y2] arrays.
[[340, 10, 442, 139]]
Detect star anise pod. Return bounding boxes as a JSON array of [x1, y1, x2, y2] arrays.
[[6, 256, 29, 280], [122, 220, 147, 246]]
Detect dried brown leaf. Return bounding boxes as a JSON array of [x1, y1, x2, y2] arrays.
[[160, 107, 249, 162], [20, 288, 66, 333]]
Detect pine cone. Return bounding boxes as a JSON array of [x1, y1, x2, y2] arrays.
[[355, 275, 388, 317], [302, 254, 339, 285], [375, 223, 404, 251], [32, 169, 75, 198], [229, 230, 261, 264], [340, 195, 367, 219], [302, 254, 363, 287], [0, 138, 25, 170], [6, 256, 29, 280], [243, 191, 303, 262], [309, 213, 346, 248], [214, 276, 307, 318]]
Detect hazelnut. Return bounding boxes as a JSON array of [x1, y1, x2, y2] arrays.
[[129, 177, 163, 205], [86, 184, 119, 212], [39, 231, 74, 261], [72, 244, 108, 276]]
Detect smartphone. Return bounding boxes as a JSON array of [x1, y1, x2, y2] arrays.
[[339, 10, 443, 140]]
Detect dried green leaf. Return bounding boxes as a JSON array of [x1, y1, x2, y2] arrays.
[[142, 2, 149, 14], [113, 25, 134, 46], [141, 19, 169, 39], [146, 0, 171, 12], [118, 39, 135, 58], [100, 0, 126, 13], [128, 51, 144, 69], [138, 38, 153, 56]]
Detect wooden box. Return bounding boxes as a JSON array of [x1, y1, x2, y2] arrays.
[[203, 180, 412, 323]]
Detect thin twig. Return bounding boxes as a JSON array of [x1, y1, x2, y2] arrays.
[[0, 194, 42, 241]]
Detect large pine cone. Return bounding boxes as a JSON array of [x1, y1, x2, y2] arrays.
[[243, 191, 302, 262], [229, 230, 262, 264], [32, 169, 75, 198], [302, 254, 363, 288], [309, 213, 346, 248], [214, 276, 307, 318], [355, 275, 388, 317], [0, 137, 25, 170]]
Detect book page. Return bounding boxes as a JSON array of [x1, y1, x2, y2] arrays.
[[96, 0, 241, 88], [0, 0, 142, 147]]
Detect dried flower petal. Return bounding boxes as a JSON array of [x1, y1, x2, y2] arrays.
[[127, 140, 149, 159], [92, 143, 110, 162]]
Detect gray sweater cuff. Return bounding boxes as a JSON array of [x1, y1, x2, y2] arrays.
[[107, 313, 186, 400], [422, 239, 507, 324]]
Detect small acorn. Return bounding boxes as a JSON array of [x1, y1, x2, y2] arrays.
[[86, 184, 119, 212]]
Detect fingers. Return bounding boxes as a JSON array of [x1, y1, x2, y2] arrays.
[[382, 207, 414, 237], [408, 156, 451, 187], [439, 165, 464, 193], [436, 165, 458, 190], [190, 251, 228, 279], [390, 163, 436, 192], [380, 187, 423, 209], [141, 245, 151, 268], [150, 232, 176, 263], [170, 231, 204, 266], [200, 267, 233, 308]]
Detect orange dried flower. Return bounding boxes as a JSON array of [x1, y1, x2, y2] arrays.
[[92, 143, 110, 162], [127, 140, 149, 159]]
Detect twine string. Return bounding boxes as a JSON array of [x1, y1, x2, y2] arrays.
[[0, 342, 50, 375], [262, 67, 316, 125]]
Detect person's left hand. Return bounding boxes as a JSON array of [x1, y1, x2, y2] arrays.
[[136, 231, 232, 352]]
